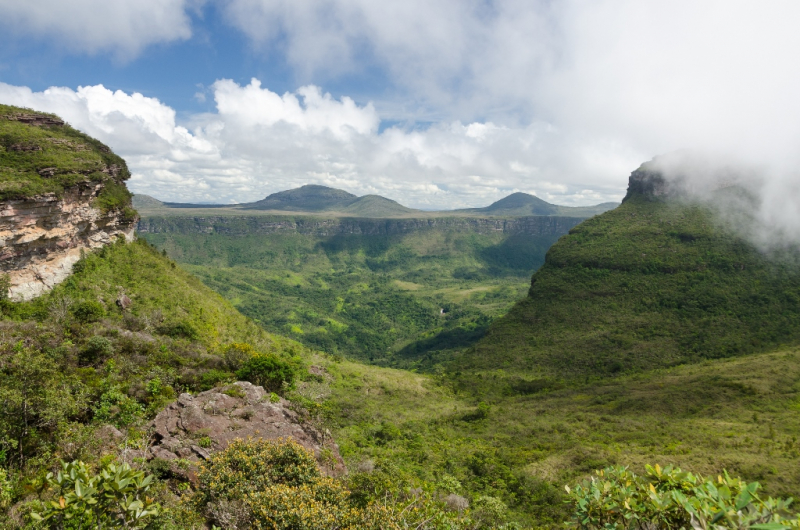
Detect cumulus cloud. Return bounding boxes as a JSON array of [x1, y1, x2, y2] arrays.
[[0, 80, 633, 208], [0, 0, 197, 59], [220, 0, 800, 244]]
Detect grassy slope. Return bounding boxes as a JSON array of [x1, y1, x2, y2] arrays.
[[140, 226, 562, 367], [317, 346, 800, 526], [0, 104, 130, 200], [462, 196, 800, 379]]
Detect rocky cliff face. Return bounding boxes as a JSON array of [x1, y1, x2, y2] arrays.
[[138, 214, 583, 238], [0, 105, 138, 300], [0, 182, 137, 301]]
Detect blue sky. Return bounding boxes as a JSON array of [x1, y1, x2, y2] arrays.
[[1, 1, 799, 211]]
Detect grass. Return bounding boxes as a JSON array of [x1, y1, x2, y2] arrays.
[[463, 196, 800, 379], [0, 104, 130, 200], [310, 346, 800, 527]]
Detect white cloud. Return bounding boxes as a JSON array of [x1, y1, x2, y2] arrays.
[[0, 80, 634, 209], [0, 0, 197, 59]]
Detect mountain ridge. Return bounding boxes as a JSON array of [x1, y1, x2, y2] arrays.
[[133, 184, 618, 219]]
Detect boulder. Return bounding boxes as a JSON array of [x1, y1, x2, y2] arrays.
[[147, 381, 345, 477]]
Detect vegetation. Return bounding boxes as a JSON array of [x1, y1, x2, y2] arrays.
[[30, 460, 160, 528], [464, 195, 800, 379], [565, 464, 800, 529], [0, 105, 130, 200], [140, 225, 561, 368], [196, 437, 472, 529]]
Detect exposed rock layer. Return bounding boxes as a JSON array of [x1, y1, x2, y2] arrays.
[[138, 214, 584, 238], [0, 183, 137, 300], [148, 382, 346, 477]]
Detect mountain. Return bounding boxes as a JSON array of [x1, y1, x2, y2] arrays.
[[340, 194, 418, 216], [458, 161, 800, 382], [246, 184, 358, 211], [135, 185, 617, 218], [456, 191, 618, 217], [131, 193, 165, 210]]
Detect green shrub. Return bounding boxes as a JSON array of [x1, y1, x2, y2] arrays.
[[235, 354, 298, 393], [157, 320, 200, 340], [198, 369, 235, 391], [93, 180, 133, 213], [93, 385, 143, 428], [79, 335, 114, 365], [0, 467, 11, 510], [72, 300, 105, 323], [565, 464, 800, 530], [31, 460, 159, 528]]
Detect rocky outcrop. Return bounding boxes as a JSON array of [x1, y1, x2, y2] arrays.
[[147, 382, 346, 477], [138, 214, 584, 238], [0, 183, 137, 301]]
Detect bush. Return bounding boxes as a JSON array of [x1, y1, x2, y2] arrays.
[[79, 335, 114, 365], [72, 300, 105, 323], [93, 180, 133, 213], [198, 369, 235, 391], [197, 439, 470, 530], [30, 460, 159, 528], [157, 320, 200, 340], [565, 464, 800, 530], [222, 342, 257, 371], [235, 354, 298, 393]]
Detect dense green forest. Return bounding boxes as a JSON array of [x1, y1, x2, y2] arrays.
[[140, 226, 562, 369]]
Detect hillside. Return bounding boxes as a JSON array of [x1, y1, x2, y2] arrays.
[[138, 216, 580, 365], [460, 165, 800, 381]]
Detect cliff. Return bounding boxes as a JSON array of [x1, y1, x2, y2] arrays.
[[137, 214, 584, 238], [0, 105, 138, 300]]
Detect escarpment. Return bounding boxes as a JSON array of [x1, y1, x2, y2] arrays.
[[0, 105, 138, 300]]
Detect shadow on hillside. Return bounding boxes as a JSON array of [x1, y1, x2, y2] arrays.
[[477, 233, 559, 272], [393, 323, 490, 369]]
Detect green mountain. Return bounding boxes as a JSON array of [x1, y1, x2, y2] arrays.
[[134, 185, 616, 219], [460, 163, 800, 381], [131, 193, 164, 209], [246, 184, 358, 211], [340, 194, 418, 216], [456, 192, 618, 218]]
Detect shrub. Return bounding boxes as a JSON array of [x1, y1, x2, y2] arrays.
[[157, 320, 200, 340], [93, 180, 132, 213], [0, 467, 11, 510], [197, 438, 320, 504], [72, 300, 105, 323], [199, 369, 235, 391], [565, 464, 800, 530], [30, 460, 159, 528], [222, 342, 257, 371], [93, 385, 143, 428], [197, 439, 469, 530], [79, 335, 114, 365], [235, 354, 298, 393]]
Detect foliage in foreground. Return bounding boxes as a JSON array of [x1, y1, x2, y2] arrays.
[[566, 464, 800, 530], [196, 437, 474, 530], [30, 460, 159, 529]]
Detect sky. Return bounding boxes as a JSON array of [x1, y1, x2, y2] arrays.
[[1, 1, 799, 211]]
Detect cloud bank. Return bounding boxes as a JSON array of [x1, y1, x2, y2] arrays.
[[0, 80, 634, 208]]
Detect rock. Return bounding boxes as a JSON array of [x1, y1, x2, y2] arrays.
[[95, 424, 125, 448], [147, 382, 346, 477], [116, 294, 132, 310], [0, 183, 137, 301]]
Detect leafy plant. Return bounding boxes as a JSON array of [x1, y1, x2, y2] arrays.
[[30, 460, 159, 528], [565, 464, 800, 530], [71, 300, 105, 324]]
